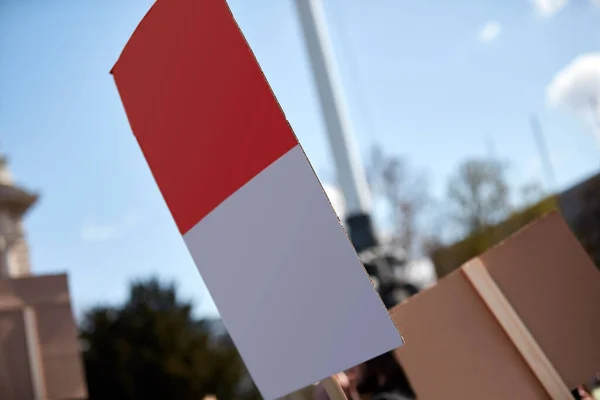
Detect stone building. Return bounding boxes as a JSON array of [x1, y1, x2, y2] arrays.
[[0, 153, 37, 278], [0, 151, 87, 400]]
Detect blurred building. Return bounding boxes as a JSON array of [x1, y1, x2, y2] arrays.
[[0, 152, 87, 400]]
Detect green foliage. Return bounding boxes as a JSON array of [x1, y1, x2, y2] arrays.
[[80, 277, 259, 400], [432, 196, 559, 277]]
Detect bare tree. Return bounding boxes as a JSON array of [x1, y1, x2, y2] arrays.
[[519, 182, 547, 208], [368, 145, 429, 256], [446, 158, 511, 236], [420, 234, 444, 258]]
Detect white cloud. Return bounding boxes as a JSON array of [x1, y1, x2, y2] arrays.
[[81, 212, 139, 243], [530, 0, 568, 18], [547, 53, 600, 138], [477, 21, 502, 43], [531, 0, 600, 17]]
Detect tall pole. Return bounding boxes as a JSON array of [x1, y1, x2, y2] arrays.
[[486, 137, 497, 159], [588, 98, 600, 149], [530, 114, 557, 193], [294, 0, 379, 254]]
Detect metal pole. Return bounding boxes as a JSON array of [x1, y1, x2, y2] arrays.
[[294, 0, 379, 253], [530, 114, 557, 193], [588, 99, 600, 151]]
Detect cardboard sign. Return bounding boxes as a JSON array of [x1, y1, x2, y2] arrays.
[[0, 274, 87, 400], [391, 212, 600, 399], [111, 0, 402, 398]]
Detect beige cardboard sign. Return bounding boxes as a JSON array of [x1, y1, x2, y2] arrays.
[[0, 274, 87, 400], [391, 212, 600, 399]]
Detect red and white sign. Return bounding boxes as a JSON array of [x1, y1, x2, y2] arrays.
[[111, 0, 402, 398]]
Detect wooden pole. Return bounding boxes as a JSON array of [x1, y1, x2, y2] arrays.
[[463, 259, 573, 400], [321, 375, 348, 400]]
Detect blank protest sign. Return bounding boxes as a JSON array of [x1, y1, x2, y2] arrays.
[[111, 0, 403, 398]]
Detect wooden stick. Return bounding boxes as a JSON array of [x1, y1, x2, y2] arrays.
[[321, 375, 348, 400], [23, 307, 47, 400], [463, 259, 573, 400]]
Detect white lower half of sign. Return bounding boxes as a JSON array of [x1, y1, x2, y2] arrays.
[[183, 145, 402, 400]]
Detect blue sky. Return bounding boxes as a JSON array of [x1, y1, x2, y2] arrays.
[[0, 0, 599, 318]]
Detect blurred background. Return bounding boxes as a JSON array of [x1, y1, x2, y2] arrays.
[[1, 0, 599, 399]]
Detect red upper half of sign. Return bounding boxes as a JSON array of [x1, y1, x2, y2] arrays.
[[112, 0, 298, 235]]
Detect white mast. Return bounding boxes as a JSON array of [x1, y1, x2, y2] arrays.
[[293, 0, 372, 218], [294, 0, 399, 293]]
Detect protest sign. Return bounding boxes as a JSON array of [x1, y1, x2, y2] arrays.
[[391, 212, 600, 399], [111, 0, 402, 398]]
